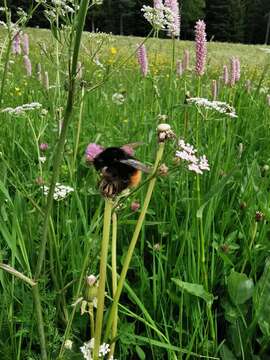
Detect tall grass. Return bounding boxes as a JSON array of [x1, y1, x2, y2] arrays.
[[0, 2, 270, 359]]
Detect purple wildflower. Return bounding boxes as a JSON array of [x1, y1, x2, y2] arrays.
[[85, 143, 104, 162], [230, 57, 236, 86], [235, 58, 240, 82], [164, 0, 180, 37], [176, 59, 183, 76], [121, 145, 135, 156], [22, 33, 29, 56], [153, 0, 162, 9], [131, 201, 140, 212], [12, 31, 21, 55], [23, 55, 32, 76], [39, 143, 48, 151], [195, 20, 207, 76], [183, 49, 190, 70], [137, 44, 149, 77], [223, 65, 229, 85]]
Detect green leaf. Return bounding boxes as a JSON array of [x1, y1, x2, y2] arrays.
[[253, 259, 270, 337], [136, 345, 146, 360], [220, 344, 237, 360], [171, 278, 214, 306], [227, 270, 254, 305]]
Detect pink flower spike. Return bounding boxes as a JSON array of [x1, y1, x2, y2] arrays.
[[188, 163, 203, 175], [137, 44, 149, 77], [85, 143, 104, 162], [223, 65, 229, 85], [195, 20, 207, 76], [183, 49, 190, 70], [176, 59, 183, 76], [131, 201, 140, 212], [22, 33, 29, 56], [23, 55, 32, 76], [165, 0, 180, 37], [12, 31, 21, 55], [230, 57, 236, 86], [235, 58, 241, 82]]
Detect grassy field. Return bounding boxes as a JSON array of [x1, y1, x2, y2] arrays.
[[1, 10, 270, 360]]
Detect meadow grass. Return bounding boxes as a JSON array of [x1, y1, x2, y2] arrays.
[[0, 16, 270, 360]]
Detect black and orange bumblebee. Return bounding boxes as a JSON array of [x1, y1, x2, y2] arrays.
[[91, 144, 150, 197]]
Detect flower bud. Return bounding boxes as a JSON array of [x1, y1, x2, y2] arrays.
[[131, 201, 140, 212]]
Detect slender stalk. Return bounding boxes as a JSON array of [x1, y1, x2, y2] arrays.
[[32, 285, 47, 360], [31, 2, 90, 357], [109, 212, 118, 358], [89, 302, 95, 338], [34, 0, 90, 280], [93, 199, 113, 360], [104, 142, 165, 340], [73, 85, 85, 174], [241, 222, 258, 273]]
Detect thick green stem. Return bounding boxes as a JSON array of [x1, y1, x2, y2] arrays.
[[109, 212, 118, 358], [93, 199, 113, 360], [104, 142, 165, 340], [32, 285, 47, 360]]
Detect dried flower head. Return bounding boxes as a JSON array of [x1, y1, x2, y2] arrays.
[[255, 211, 264, 222], [159, 163, 169, 176], [157, 123, 175, 142]]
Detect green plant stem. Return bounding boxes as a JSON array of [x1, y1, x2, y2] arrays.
[[93, 199, 113, 360], [32, 285, 47, 360], [241, 222, 258, 273], [34, 0, 90, 280], [73, 85, 85, 174], [109, 212, 118, 359], [31, 1, 90, 357], [104, 142, 165, 340]]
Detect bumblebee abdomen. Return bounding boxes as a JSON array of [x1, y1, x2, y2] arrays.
[[129, 170, 142, 188]]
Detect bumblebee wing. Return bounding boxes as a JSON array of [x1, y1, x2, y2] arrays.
[[119, 159, 152, 173]]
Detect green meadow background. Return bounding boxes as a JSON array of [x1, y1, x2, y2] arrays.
[[0, 25, 270, 359]]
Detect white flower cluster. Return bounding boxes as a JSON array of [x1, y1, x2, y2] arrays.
[[42, 183, 74, 201], [141, 5, 174, 32], [112, 93, 125, 105], [186, 97, 237, 118], [80, 338, 111, 360], [1, 102, 43, 115], [52, 0, 76, 13], [176, 139, 210, 175]]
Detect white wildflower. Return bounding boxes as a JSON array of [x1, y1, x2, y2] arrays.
[[99, 342, 110, 357], [186, 97, 237, 118], [188, 163, 203, 174], [41, 183, 74, 201], [64, 339, 73, 350], [39, 156, 46, 164], [142, 4, 175, 33], [176, 139, 210, 175], [112, 93, 125, 105], [80, 339, 110, 360], [1, 102, 42, 115]]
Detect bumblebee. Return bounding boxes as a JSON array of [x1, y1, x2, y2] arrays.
[[92, 145, 150, 197]]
